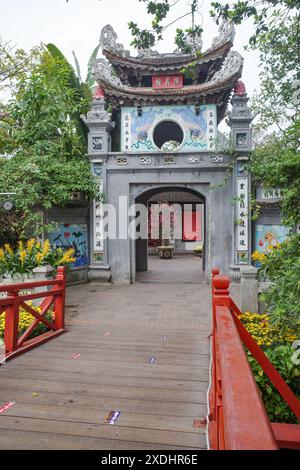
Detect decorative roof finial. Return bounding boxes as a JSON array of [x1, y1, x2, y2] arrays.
[[234, 80, 246, 96], [212, 51, 243, 82], [100, 24, 129, 57], [211, 20, 236, 50], [92, 85, 105, 100]]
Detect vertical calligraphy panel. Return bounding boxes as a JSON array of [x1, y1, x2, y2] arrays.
[[122, 112, 132, 152], [207, 107, 217, 151]]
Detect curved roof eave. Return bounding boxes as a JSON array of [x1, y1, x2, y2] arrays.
[[96, 69, 243, 101], [103, 41, 233, 71]]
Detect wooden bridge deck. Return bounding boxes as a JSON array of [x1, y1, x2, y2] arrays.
[[0, 281, 211, 450]]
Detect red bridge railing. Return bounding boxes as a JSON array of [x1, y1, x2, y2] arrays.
[[0, 267, 66, 362], [208, 269, 300, 450]]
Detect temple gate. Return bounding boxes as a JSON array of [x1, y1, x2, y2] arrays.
[[83, 22, 254, 284]]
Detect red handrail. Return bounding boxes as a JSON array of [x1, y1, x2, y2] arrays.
[[208, 270, 300, 450], [0, 267, 66, 362]]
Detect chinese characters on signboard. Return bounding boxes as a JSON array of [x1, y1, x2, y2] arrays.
[[261, 188, 282, 199], [93, 180, 104, 253], [152, 75, 183, 90], [207, 108, 217, 151], [236, 178, 249, 258], [122, 112, 132, 152]]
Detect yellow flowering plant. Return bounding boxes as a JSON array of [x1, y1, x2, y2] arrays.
[[241, 311, 300, 424], [0, 239, 76, 277], [240, 312, 297, 349], [251, 234, 300, 337]]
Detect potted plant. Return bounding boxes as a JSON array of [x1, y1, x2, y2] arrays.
[[194, 244, 203, 257]]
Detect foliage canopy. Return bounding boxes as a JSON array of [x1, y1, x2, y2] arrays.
[[0, 47, 96, 241]]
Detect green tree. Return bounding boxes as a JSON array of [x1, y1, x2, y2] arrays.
[[129, 0, 204, 52], [212, 2, 300, 226], [0, 38, 39, 85], [0, 47, 96, 241]]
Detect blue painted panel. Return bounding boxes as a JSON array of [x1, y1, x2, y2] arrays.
[[121, 105, 217, 153], [50, 224, 89, 270]]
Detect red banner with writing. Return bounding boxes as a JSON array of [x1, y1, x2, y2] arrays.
[[152, 75, 184, 90]]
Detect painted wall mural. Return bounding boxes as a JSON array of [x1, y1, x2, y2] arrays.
[[121, 105, 217, 153], [50, 224, 89, 269], [255, 225, 289, 254]]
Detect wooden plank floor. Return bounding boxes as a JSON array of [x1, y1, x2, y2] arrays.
[[0, 280, 211, 450]]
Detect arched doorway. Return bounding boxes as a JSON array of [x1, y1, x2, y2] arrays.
[[134, 186, 206, 283]]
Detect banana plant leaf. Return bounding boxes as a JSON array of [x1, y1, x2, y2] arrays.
[[46, 43, 88, 145], [86, 43, 101, 89]]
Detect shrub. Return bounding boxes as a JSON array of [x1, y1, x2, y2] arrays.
[[251, 234, 300, 336], [247, 345, 300, 424], [240, 312, 297, 349], [241, 312, 300, 423]]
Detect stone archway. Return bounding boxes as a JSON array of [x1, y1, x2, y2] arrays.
[[133, 185, 206, 283]]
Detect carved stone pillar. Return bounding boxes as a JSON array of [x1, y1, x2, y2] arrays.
[[240, 265, 258, 313], [82, 87, 115, 283], [228, 81, 254, 282]]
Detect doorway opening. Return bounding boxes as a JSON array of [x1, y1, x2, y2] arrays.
[[134, 186, 206, 284]]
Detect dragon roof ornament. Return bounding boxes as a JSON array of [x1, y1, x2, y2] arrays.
[[100, 23, 236, 65], [210, 20, 236, 50], [95, 59, 125, 89], [212, 50, 243, 82], [101, 24, 130, 57]]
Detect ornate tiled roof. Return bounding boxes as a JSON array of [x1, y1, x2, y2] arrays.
[[95, 23, 243, 121], [100, 22, 236, 72], [95, 50, 243, 121]]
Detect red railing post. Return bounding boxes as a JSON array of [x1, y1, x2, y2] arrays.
[[212, 276, 231, 308], [211, 268, 220, 282], [211, 268, 220, 334], [209, 272, 295, 450], [4, 290, 20, 354], [213, 275, 230, 450], [54, 267, 66, 330]]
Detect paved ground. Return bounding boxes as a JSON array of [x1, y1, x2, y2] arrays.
[[0, 258, 212, 450], [137, 253, 205, 284]]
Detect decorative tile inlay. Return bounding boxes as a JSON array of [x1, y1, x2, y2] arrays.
[[92, 136, 103, 152], [211, 155, 224, 164], [139, 156, 152, 165], [187, 156, 200, 164], [236, 132, 248, 149], [236, 162, 248, 177], [93, 165, 103, 177], [117, 157, 128, 166], [164, 156, 176, 164]]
